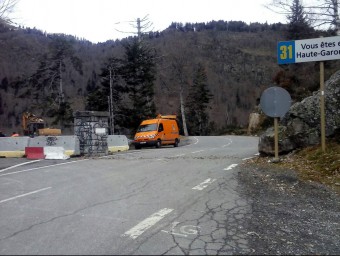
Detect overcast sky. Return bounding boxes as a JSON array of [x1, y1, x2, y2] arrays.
[[12, 0, 287, 43]]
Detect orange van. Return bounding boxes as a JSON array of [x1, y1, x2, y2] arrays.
[[133, 114, 180, 149]]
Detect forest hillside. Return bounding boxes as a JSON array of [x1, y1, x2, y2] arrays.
[[0, 21, 339, 136]]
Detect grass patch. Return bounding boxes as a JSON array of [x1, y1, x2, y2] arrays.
[[289, 140, 340, 190], [247, 138, 340, 194]]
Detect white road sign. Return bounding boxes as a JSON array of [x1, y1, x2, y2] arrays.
[[278, 36, 340, 64]]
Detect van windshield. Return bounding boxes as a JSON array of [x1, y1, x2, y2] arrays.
[[137, 123, 158, 132]]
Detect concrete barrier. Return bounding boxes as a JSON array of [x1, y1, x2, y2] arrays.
[[44, 146, 70, 160], [28, 136, 80, 157], [0, 137, 30, 157], [107, 135, 129, 153], [0, 135, 126, 158]]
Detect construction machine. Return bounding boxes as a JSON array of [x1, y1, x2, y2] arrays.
[[22, 112, 61, 136]]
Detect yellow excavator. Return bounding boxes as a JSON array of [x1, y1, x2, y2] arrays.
[[22, 112, 61, 136]]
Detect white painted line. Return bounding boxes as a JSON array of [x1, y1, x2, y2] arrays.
[[192, 178, 216, 191], [224, 164, 238, 170], [191, 150, 204, 154], [222, 138, 233, 148], [0, 160, 42, 173], [0, 187, 52, 204], [100, 151, 142, 158], [123, 208, 174, 239], [242, 156, 256, 161], [0, 159, 89, 177], [174, 154, 185, 157]]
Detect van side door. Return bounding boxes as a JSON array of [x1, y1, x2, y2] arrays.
[[158, 122, 165, 141]]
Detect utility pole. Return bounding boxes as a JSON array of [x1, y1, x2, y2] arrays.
[[58, 60, 65, 129], [109, 68, 114, 135], [59, 61, 64, 107], [137, 18, 141, 42]]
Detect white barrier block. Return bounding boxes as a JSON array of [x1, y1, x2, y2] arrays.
[[44, 146, 70, 160]]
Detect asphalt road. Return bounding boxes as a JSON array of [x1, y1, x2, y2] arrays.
[[0, 135, 259, 255]]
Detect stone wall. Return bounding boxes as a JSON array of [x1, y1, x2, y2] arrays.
[[74, 111, 109, 156]]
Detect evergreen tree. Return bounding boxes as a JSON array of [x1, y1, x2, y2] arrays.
[[185, 64, 212, 135], [121, 38, 157, 130], [0, 92, 3, 115], [86, 57, 126, 133], [287, 0, 314, 39], [20, 36, 83, 128], [0, 77, 8, 92], [86, 57, 124, 111], [48, 101, 73, 128], [85, 90, 108, 111]]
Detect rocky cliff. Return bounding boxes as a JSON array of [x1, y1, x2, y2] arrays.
[[259, 70, 340, 155]]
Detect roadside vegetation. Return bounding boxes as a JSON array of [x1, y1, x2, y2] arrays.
[[248, 138, 340, 194]]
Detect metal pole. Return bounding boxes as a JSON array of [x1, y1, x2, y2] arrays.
[[107, 96, 111, 134], [59, 61, 64, 106], [109, 69, 114, 135], [274, 117, 279, 161], [320, 61, 326, 152]]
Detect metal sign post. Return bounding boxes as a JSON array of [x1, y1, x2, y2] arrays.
[[274, 117, 279, 161], [260, 86, 292, 162], [320, 61, 326, 152]]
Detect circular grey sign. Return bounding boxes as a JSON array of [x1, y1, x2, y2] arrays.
[[260, 86, 291, 118]]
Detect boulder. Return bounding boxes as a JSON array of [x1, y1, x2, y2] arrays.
[[259, 70, 340, 155]]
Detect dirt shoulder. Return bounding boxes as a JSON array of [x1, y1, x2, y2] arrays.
[[237, 161, 340, 255]]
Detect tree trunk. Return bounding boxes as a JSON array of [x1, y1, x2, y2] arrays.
[[180, 85, 189, 136]]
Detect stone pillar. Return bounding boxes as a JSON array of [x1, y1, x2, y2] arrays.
[[73, 111, 109, 156]]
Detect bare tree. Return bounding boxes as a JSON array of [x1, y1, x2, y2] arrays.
[[114, 14, 154, 41], [170, 57, 189, 136], [308, 0, 340, 34], [0, 0, 18, 25], [265, 0, 340, 34]]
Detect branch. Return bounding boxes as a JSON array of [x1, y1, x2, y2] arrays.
[[0, 0, 18, 19]]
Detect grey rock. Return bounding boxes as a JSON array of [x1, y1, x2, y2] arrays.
[[259, 70, 340, 155]]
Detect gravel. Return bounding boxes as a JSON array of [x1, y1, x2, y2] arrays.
[[237, 164, 340, 255]]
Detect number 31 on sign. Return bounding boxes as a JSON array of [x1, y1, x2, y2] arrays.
[[277, 41, 295, 64]]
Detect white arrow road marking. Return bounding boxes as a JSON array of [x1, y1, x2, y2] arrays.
[[0, 187, 52, 204], [0, 160, 42, 173], [123, 208, 174, 239], [224, 164, 238, 170], [0, 160, 88, 177], [192, 178, 216, 191]]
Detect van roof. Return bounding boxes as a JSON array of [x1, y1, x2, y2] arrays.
[[139, 114, 177, 125], [141, 119, 159, 125], [156, 114, 177, 120]]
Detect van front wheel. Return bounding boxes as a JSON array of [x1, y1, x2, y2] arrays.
[[156, 140, 161, 148], [174, 139, 179, 147]]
